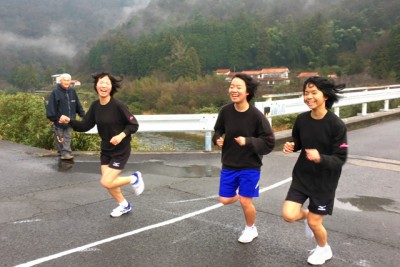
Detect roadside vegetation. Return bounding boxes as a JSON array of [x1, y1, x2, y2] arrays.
[[1, 91, 398, 151]]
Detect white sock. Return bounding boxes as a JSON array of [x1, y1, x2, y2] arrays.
[[245, 225, 255, 230], [130, 174, 138, 184], [119, 199, 129, 207]]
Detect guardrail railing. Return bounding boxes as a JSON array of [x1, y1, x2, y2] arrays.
[[87, 84, 400, 151], [86, 114, 218, 151], [256, 84, 400, 120]]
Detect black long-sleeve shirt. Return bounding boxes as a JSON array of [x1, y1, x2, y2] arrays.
[[212, 103, 275, 170], [69, 98, 139, 152], [291, 110, 348, 199]]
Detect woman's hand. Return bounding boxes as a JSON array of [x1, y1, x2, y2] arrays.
[[283, 142, 295, 154], [216, 137, 224, 148], [234, 136, 246, 146], [58, 115, 70, 124], [110, 132, 126, 146], [305, 149, 321, 163]]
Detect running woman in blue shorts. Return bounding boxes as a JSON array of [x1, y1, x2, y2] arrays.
[[59, 72, 144, 218], [213, 73, 275, 243], [282, 76, 348, 265]]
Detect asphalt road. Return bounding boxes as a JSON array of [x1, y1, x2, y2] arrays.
[[0, 118, 399, 267]]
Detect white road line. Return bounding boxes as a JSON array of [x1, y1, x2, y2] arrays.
[[260, 177, 292, 193], [168, 177, 292, 204], [15, 177, 292, 267], [13, 219, 41, 224], [168, 195, 219, 203]]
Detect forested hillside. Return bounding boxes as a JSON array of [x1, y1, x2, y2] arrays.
[[1, 0, 400, 93], [83, 0, 400, 82], [0, 0, 149, 84]]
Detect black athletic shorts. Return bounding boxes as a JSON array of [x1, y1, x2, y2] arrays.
[[100, 145, 131, 170], [285, 188, 334, 215]]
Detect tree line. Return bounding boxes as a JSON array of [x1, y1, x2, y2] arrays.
[[3, 0, 400, 116], [83, 11, 400, 82]]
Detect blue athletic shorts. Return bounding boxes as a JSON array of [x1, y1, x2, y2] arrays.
[[219, 168, 261, 198]]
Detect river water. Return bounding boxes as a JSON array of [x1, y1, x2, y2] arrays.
[[135, 132, 207, 151]]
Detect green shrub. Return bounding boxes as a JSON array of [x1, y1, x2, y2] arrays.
[[0, 92, 121, 151], [271, 114, 297, 130], [0, 92, 54, 148], [390, 99, 400, 108], [71, 132, 140, 151], [72, 132, 101, 151]]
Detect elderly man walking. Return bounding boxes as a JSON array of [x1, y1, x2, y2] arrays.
[[46, 73, 85, 159]]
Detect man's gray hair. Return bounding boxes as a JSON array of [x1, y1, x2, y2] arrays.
[[60, 73, 71, 80]]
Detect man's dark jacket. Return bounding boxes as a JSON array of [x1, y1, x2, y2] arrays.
[[46, 84, 85, 128]]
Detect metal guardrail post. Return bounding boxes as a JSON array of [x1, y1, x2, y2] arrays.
[[205, 131, 212, 152], [361, 102, 368, 116], [334, 106, 340, 117], [383, 87, 390, 111], [361, 89, 368, 116], [264, 106, 272, 127], [383, 100, 390, 111]]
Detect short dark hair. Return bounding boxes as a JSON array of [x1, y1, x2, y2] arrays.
[[91, 72, 123, 96], [303, 76, 345, 109], [232, 73, 260, 102]]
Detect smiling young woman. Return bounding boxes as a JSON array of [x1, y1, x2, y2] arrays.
[[228, 77, 249, 112], [282, 76, 347, 265], [96, 75, 113, 104], [58, 72, 145, 218], [212, 73, 275, 244]]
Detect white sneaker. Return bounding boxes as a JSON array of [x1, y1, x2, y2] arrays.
[[238, 226, 258, 243], [307, 245, 333, 265], [131, 171, 144, 196], [110, 203, 132, 218], [305, 219, 314, 238]]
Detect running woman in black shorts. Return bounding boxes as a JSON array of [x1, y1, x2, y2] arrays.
[[282, 76, 348, 265], [59, 72, 144, 217]]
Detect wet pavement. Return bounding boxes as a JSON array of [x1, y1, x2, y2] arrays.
[[0, 116, 399, 267]]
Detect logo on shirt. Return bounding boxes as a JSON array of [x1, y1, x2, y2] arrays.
[[339, 143, 349, 148], [112, 162, 120, 168], [318, 205, 327, 211]]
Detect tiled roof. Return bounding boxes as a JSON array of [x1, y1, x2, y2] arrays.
[[215, 69, 230, 73], [260, 68, 289, 73], [241, 70, 261, 75], [297, 72, 319, 78]]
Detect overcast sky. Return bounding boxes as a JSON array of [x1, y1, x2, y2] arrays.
[[0, 0, 151, 57]]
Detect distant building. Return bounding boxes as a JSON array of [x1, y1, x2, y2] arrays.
[[214, 67, 290, 85], [296, 72, 319, 79], [215, 69, 231, 76], [241, 70, 261, 80], [259, 68, 290, 85], [297, 72, 338, 81]]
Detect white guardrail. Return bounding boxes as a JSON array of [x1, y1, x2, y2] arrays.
[[87, 84, 400, 151], [256, 84, 400, 118]]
